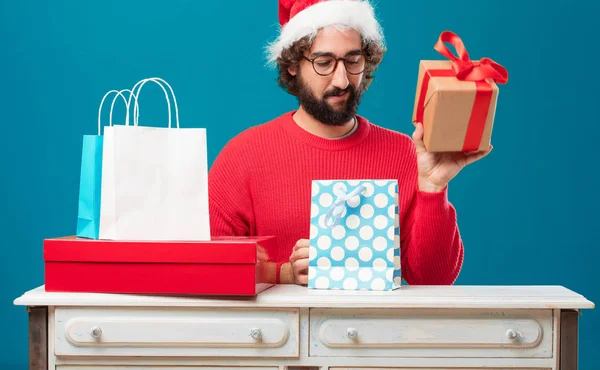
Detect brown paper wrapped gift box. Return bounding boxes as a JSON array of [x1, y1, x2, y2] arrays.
[[412, 31, 508, 152]]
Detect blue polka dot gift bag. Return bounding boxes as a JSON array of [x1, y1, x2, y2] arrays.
[[308, 180, 401, 291]]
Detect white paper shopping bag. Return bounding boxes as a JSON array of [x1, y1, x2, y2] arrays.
[[99, 77, 210, 241]]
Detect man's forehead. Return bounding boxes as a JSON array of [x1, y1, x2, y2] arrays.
[[309, 27, 362, 56], [308, 49, 363, 58]]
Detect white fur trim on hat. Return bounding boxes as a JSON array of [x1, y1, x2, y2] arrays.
[[266, 0, 384, 65]]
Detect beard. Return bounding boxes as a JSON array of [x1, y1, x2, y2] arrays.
[[295, 72, 364, 126]]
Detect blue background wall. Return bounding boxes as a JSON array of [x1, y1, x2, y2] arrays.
[[1, 0, 598, 368]]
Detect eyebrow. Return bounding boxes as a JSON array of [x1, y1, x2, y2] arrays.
[[310, 49, 362, 58]]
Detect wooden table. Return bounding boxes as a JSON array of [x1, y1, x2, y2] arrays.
[[14, 284, 594, 370]]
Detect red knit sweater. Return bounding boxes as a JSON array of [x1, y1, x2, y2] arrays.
[[208, 111, 464, 285]]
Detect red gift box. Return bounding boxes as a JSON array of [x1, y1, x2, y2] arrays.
[[43, 235, 276, 296]]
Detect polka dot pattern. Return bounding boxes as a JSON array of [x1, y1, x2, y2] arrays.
[[308, 180, 402, 291]]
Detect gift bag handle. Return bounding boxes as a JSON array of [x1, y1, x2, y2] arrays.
[[109, 89, 139, 127], [325, 184, 367, 228], [130, 77, 176, 128], [97, 89, 139, 136], [126, 77, 180, 128]]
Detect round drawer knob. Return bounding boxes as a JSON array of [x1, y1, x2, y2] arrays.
[[506, 329, 519, 341], [346, 327, 359, 340], [90, 326, 102, 339], [250, 328, 262, 341]]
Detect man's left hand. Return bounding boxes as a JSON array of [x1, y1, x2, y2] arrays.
[[412, 122, 493, 193]]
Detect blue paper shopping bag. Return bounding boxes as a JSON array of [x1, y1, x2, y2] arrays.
[[75, 135, 104, 239], [308, 180, 401, 291], [76, 89, 134, 239]]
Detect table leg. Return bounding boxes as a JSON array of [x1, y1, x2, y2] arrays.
[[560, 309, 579, 370], [28, 306, 48, 370]]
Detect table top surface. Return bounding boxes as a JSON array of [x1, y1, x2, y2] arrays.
[[13, 284, 595, 309]]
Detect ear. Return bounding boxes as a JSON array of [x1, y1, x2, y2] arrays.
[[288, 65, 298, 76]]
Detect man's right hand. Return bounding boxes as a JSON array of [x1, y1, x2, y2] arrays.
[[288, 238, 310, 285]]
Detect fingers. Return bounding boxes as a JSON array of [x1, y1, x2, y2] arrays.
[[255, 245, 269, 261], [290, 256, 309, 286], [293, 258, 309, 275], [291, 239, 310, 261], [296, 274, 308, 285], [291, 245, 310, 261], [290, 238, 310, 286], [256, 249, 269, 261], [464, 145, 493, 166], [412, 122, 427, 154], [293, 238, 310, 251]]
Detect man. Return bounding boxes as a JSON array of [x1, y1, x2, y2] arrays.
[[208, 0, 491, 285]]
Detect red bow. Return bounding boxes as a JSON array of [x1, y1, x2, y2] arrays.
[[434, 31, 508, 84]]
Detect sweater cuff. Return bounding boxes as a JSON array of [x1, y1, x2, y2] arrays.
[[416, 184, 450, 216]]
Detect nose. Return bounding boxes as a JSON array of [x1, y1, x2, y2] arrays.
[[331, 60, 349, 90]]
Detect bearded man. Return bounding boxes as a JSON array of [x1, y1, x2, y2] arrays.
[[207, 0, 492, 286]]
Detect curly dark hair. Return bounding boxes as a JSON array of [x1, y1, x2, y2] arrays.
[[275, 35, 386, 96]]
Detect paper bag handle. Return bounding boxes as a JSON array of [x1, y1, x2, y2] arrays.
[[126, 77, 180, 128], [109, 89, 140, 128], [97, 89, 139, 136]]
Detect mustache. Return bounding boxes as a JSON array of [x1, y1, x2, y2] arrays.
[[323, 85, 355, 98]]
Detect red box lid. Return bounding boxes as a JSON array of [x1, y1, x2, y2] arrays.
[[43, 236, 276, 264]]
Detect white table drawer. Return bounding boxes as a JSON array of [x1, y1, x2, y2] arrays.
[[57, 367, 279, 370], [310, 308, 553, 358], [55, 307, 299, 357], [332, 368, 551, 370]]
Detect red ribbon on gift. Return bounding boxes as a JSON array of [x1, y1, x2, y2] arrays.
[[416, 31, 508, 151]]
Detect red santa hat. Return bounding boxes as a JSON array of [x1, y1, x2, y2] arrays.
[[266, 0, 384, 64]]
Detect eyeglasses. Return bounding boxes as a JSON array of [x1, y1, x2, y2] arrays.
[[302, 54, 366, 76]]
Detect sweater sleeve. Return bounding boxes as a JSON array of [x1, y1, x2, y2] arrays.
[[398, 141, 464, 285], [207, 135, 255, 237], [400, 186, 464, 285]]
